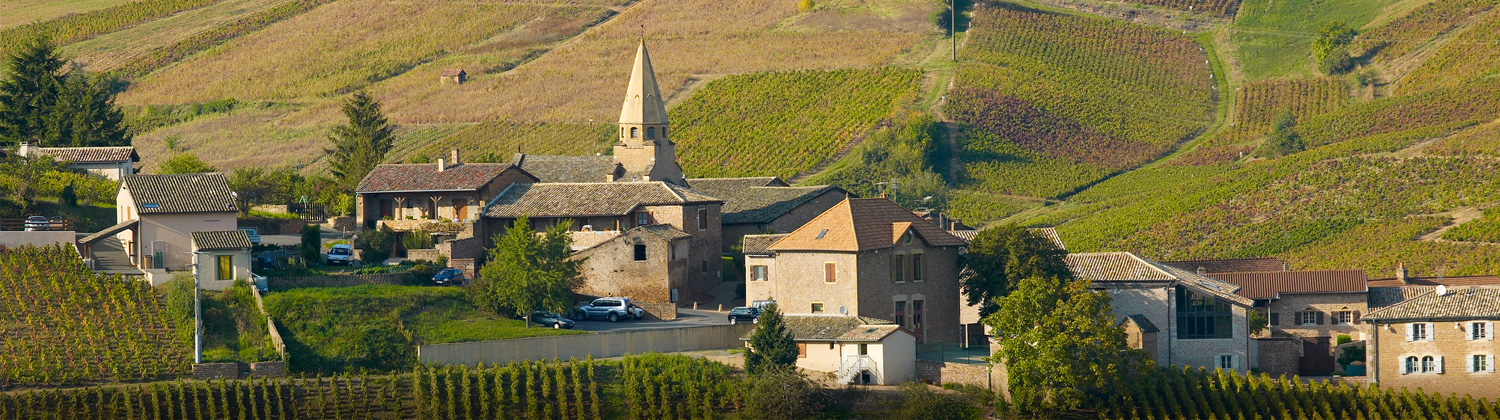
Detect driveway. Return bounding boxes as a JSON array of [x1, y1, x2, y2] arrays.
[[573, 308, 732, 333]]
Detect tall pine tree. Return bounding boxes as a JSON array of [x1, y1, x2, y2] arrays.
[[743, 303, 798, 374], [0, 38, 63, 145], [326, 90, 394, 189], [0, 38, 129, 147]]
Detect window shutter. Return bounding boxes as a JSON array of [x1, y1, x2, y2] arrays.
[[1490, 355, 1496, 373], [1407, 324, 1415, 341], [1402, 357, 1410, 375], [1231, 355, 1240, 370], [1316, 311, 1324, 325], [1439, 356, 1446, 374], [1469, 355, 1476, 373], [1353, 311, 1361, 325], [1489, 322, 1495, 341]]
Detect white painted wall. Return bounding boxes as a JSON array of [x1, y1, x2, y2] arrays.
[[194, 249, 251, 291]]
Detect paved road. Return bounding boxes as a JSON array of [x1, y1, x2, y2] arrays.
[[573, 308, 732, 333]]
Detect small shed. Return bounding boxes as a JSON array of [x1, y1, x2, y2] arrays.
[[440, 68, 467, 84]]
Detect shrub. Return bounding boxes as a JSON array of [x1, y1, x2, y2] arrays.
[[402, 230, 434, 250], [359, 226, 395, 265], [738, 368, 823, 420], [301, 225, 322, 265], [891, 381, 984, 420]]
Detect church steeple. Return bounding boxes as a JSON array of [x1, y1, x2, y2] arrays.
[[613, 41, 684, 185]]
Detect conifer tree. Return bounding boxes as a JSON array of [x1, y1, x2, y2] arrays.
[[743, 303, 798, 374], [326, 90, 394, 190], [0, 38, 62, 145]]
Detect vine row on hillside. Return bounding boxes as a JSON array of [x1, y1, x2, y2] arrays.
[[0, 0, 223, 58]]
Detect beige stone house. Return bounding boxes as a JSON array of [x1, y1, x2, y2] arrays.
[[1211, 269, 1368, 376], [482, 181, 723, 302], [687, 177, 849, 253], [18, 143, 138, 180], [569, 225, 693, 303], [743, 197, 968, 343], [100, 173, 239, 275], [355, 151, 537, 231], [1066, 252, 1255, 371], [191, 230, 252, 291], [740, 315, 916, 385], [1365, 286, 1500, 399]]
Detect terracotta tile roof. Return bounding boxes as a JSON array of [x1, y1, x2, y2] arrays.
[[29, 146, 138, 163], [1030, 227, 1066, 250], [191, 230, 252, 250], [121, 173, 237, 214], [713, 185, 847, 225], [355, 163, 530, 193], [740, 314, 896, 341], [512, 154, 623, 183], [1066, 252, 1253, 306], [1161, 257, 1288, 274], [741, 234, 787, 255], [483, 182, 722, 218], [686, 177, 787, 196], [1208, 269, 1368, 300], [570, 225, 688, 252], [1367, 275, 1500, 288], [637, 224, 691, 241], [1363, 286, 1500, 322], [768, 198, 967, 252]]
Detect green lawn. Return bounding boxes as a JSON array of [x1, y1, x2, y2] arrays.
[[1232, 0, 1402, 79]]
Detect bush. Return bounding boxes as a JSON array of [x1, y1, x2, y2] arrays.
[[402, 229, 434, 250], [891, 381, 984, 420], [301, 224, 322, 265], [360, 226, 395, 265], [738, 368, 823, 420]]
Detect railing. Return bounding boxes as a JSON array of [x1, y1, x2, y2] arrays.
[[0, 218, 73, 231], [838, 355, 880, 384]]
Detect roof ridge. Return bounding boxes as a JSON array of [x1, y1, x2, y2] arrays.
[[1364, 288, 1439, 318]]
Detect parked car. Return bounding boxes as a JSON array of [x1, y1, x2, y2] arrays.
[[573, 297, 645, 322], [326, 244, 354, 265], [431, 268, 465, 286], [749, 300, 777, 309], [727, 306, 762, 325], [531, 311, 575, 329], [23, 216, 49, 231]]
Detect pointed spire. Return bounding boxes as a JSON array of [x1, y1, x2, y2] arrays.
[[618, 41, 668, 125]]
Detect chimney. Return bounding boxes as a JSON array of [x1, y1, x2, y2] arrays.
[[1197, 266, 1207, 275], [1397, 262, 1408, 284], [437, 158, 446, 172], [451, 149, 460, 165]]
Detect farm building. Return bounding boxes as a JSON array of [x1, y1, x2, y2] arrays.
[[440, 69, 466, 84]]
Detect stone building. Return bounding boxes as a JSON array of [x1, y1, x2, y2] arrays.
[[1066, 252, 1255, 371], [354, 150, 538, 230], [742, 197, 968, 343], [1365, 286, 1500, 399], [1210, 269, 1369, 376], [17, 143, 138, 180], [687, 177, 849, 253], [190, 230, 253, 291], [740, 314, 917, 385], [569, 225, 693, 303], [440, 69, 466, 84]]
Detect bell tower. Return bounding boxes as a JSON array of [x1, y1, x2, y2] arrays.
[[614, 41, 684, 185]]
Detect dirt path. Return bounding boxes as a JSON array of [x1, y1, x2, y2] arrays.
[[1418, 207, 1482, 242]]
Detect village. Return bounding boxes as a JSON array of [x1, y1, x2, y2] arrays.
[[1, 40, 1496, 413]]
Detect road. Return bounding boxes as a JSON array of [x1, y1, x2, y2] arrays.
[[573, 308, 732, 333]]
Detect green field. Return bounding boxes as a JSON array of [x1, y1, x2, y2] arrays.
[[1231, 0, 1401, 79]]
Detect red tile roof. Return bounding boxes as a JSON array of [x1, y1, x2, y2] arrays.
[[1367, 275, 1500, 288], [1162, 257, 1287, 274], [767, 198, 967, 252], [1208, 269, 1368, 300], [355, 163, 532, 193]]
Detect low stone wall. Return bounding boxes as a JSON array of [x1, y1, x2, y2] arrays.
[[915, 360, 997, 390], [249, 361, 287, 377], [330, 216, 357, 232], [192, 363, 239, 380], [420, 324, 755, 366], [250, 286, 288, 358], [1255, 336, 1302, 378], [634, 301, 678, 321], [266, 273, 411, 291], [240, 218, 307, 235], [407, 249, 442, 262], [450, 258, 477, 278]]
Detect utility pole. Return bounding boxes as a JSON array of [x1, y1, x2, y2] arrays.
[[951, 0, 957, 61], [182, 251, 203, 363]]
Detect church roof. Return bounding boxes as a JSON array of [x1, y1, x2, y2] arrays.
[[512, 154, 623, 183], [618, 42, 668, 125]]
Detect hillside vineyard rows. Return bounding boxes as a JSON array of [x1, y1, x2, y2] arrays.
[[1179, 77, 1348, 165], [1349, 0, 1496, 63], [0, 0, 220, 58], [0, 246, 188, 388]]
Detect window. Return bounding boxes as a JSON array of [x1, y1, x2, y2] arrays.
[[797, 343, 807, 358], [1176, 287, 1232, 339], [633, 244, 647, 261], [1406, 356, 1419, 374], [891, 255, 904, 283], [1296, 311, 1319, 326], [811, 303, 824, 313], [858, 343, 868, 355], [1473, 322, 1491, 340], [815, 229, 828, 240], [630, 127, 639, 138], [1411, 323, 1429, 341], [216, 255, 232, 280], [1422, 356, 1436, 373], [647, 127, 656, 138], [702, 261, 709, 273], [1332, 311, 1353, 325], [751, 265, 767, 281], [1219, 355, 1235, 370], [894, 301, 906, 326], [912, 300, 924, 330], [824, 263, 836, 283], [661, 127, 667, 138], [697, 207, 708, 231], [906, 252, 918, 282], [1475, 355, 1490, 373], [636, 212, 649, 227]]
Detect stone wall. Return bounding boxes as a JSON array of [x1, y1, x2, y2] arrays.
[[267, 273, 411, 291], [1371, 319, 1500, 399], [330, 216, 357, 232], [634, 301, 678, 321], [450, 258, 477, 278], [192, 363, 240, 380], [407, 249, 442, 262], [249, 361, 287, 377], [1256, 336, 1302, 378], [914, 360, 997, 390]]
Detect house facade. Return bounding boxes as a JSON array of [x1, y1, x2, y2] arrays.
[[355, 151, 537, 230], [1066, 252, 1255, 371], [743, 198, 968, 343], [570, 225, 693, 303], [741, 315, 917, 385], [687, 177, 848, 253], [18, 143, 138, 180], [1210, 269, 1369, 376], [114, 173, 239, 272], [191, 230, 252, 291], [1365, 286, 1500, 399]]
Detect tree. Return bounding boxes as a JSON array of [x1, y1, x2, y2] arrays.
[[229, 166, 300, 215], [891, 381, 983, 420], [326, 91, 394, 190], [984, 276, 1151, 414], [1312, 21, 1356, 75], [743, 303, 798, 374], [0, 38, 64, 145], [1248, 309, 1269, 336], [156, 153, 217, 174], [43, 72, 129, 147], [359, 225, 395, 265], [1258, 110, 1303, 158], [470, 216, 582, 327], [0, 153, 62, 213], [960, 224, 1070, 317], [300, 225, 321, 266]]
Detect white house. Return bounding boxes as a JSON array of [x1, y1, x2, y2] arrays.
[[18, 143, 138, 180], [742, 314, 917, 385], [78, 173, 239, 281], [191, 230, 252, 291]]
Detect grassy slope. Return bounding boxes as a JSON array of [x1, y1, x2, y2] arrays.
[[0, 0, 135, 29], [1231, 0, 1402, 79], [60, 0, 286, 72]]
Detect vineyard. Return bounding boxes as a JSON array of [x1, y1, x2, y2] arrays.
[[0, 354, 750, 419], [1101, 366, 1500, 420], [112, 0, 336, 78], [0, 245, 189, 388], [1109, 0, 1241, 16], [1349, 0, 1497, 64], [1441, 207, 1500, 243], [670, 68, 922, 179], [0, 0, 221, 59], [1397, 11, 1500, 94], [1178, 77, 1348, 165], [385, 121, 614, 166], [947, 4, 1213, 197]]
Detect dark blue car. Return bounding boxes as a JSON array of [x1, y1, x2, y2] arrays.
[[431, 269, 465, 286]]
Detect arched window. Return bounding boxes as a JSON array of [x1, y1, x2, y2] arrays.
[[630, 127, 639, 138], [1422, 356, 1436, 372], [647, 127, 656, 138], [1406, 356, 1419, 374], [661, 127, 667, 138]]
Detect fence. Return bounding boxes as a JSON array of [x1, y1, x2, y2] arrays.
[[418, 324, 755, 366], [266, 273, 412, 291], [0, 218, 72, 231], [249, 282, 288, 358]]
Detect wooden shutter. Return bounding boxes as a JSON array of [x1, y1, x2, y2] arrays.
[[796, 343, 807, 358], [1438, 356, 1446, 374], [824, 263, 836, 283], [1316, 311, 1324, 325], [1489, 322, 1495, 341], [1269, 312, 1279, 326], [1469, 355, 1475, 373], [1490, 355, 1497, 373], [1353, 311, 1361, 325], [1407, 324, 1415, 341]]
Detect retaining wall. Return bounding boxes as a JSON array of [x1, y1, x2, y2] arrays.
[[418, 324, 754, 366], [266, 273, 410, 291], [915, 360, 997, 390]]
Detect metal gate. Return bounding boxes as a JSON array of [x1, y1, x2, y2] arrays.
[[1300, 336, 1335, 376]]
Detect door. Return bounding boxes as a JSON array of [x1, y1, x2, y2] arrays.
[[1300, 337, 1335, 376], [453, 199, 468, 223], [912, 300, 925, 343], [379, 199, 394, 219]]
